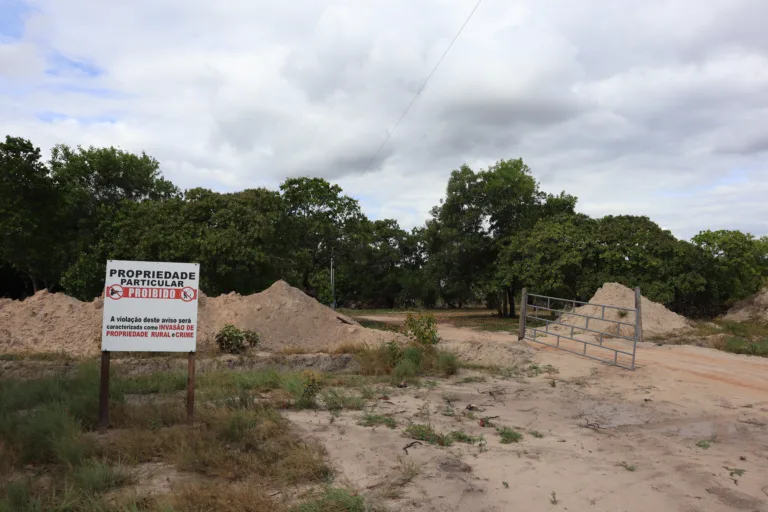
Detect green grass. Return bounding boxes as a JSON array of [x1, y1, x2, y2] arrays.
[[529, 430, 544, 438], [405, 424, 454, 446], [696, 440, 711, 449], [496, 427, 523, 444], [449, 430, 483, 444], [321, 389, 366, 412], [358, 413, 397, 429], [72, 461, 134, 493], [292, 487, 382, 512], [447, 314, 520, 332], [356, 319, 401, 333], [722, 336, 768, 356]]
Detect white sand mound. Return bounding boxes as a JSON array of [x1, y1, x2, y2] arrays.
[[0, 281, 398, 357], [554, 283, 692, 338], [196, 280, 398, 352], [724, 286, 768, 323], [0, 290, 104, 357]]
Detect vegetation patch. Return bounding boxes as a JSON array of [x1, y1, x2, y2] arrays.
[[405, 424, 454, 446], [496, 426, 523, 444], [358, 414, 397, 429]]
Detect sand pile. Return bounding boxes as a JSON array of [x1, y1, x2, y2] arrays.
[[553, 283, 692, 338], [196, 281, 398, 352], [0, 290, 104, 357], [0, 281, 398, 357], [724, 286, 768, 323]]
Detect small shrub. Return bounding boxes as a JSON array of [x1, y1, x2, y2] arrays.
[[214, 324, 260, 354], [405, 424, 453, 446], [530, 430, 544, 438], [404, 313, 440, 345], [73, 461, 134, 493], [402, 345, 424, 367], [696, 440, 711, 449], [436, 352, 458, 376], [497, 426, 523, 444], [358, 414, 397, 429], [392, 359, 419, 384]]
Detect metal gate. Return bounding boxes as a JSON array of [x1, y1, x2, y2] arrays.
[[518, 288, 642, 370]]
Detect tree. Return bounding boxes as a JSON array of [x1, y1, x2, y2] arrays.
[[422, 165, 493, 308], [278, 177, 365, 299], [692, 230, 765, 308], [0, 136, 63, 292], [479, 159, 576, 315], [499, 214, 598, 300]]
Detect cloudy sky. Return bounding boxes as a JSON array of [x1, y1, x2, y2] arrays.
[[2, 0, 767, 239]]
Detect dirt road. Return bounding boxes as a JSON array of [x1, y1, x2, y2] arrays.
[[287, 313, 768, 511]]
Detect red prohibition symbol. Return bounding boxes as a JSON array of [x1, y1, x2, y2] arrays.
[[107, 284, 124, 300], [181, 287, 197, 302]]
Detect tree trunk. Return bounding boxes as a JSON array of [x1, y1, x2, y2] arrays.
[[508, 287, 516, 318], [30, 276, 38, 294], [502, 289, 508, 317], [496, 290, 503, 316]]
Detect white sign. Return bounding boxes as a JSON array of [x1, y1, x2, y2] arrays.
[[101, 260, 200, 352]]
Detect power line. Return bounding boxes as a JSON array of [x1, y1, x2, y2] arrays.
[[362, 0, 483, 173]]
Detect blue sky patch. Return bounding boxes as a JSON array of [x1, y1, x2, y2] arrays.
[[45, 50, 102, 77], [0, 0, 29, 41]]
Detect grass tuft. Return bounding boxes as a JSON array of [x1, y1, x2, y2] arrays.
[[405, 424, 453, 446], [496, 426, 523, 444], [358, 414, 397, 429]]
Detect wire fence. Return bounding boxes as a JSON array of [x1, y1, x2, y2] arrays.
[[518, 288, 642, 370]]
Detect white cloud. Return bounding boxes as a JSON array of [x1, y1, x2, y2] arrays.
[[1, 0, 767, 239]]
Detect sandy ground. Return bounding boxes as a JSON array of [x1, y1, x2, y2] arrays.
[[284, 314, 768, 512]]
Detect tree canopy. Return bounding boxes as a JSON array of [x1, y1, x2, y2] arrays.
[[1, 134, 765, 318]]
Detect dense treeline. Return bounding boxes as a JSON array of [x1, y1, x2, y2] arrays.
[[1, 135, 766, 317]]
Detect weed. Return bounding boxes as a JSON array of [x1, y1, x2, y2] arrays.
[[530, 430, 544, 438], [402, 345, 424, 367], [358, 414, 397, 429], [724, 466, 746, 477], [696, 440, 711, 449], [497, 427, 523, 444], [450, 430, 482, 444], [436, 352, 458, 376], [550, 491, 559, 505], [360, 386, 376, 400], [282, 372, 322, 409], [405, 424, 454, 446], [441, 405, 455, 417], [618, 461, 636, 472], [392, 359, 419, 384], [293, 487, 378, 512], [549, 379, 556, 388], [73, 460, 134, 493], [321, 389, 366, 412], [396, 456, 420, 485], [618, 310, 629, 319], [502, 481, 509, 488]]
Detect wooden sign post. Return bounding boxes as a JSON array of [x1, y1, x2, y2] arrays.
[[98, 260, 200, 432]]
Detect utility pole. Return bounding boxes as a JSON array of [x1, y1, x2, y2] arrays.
[[330, 250, 336, 310]]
